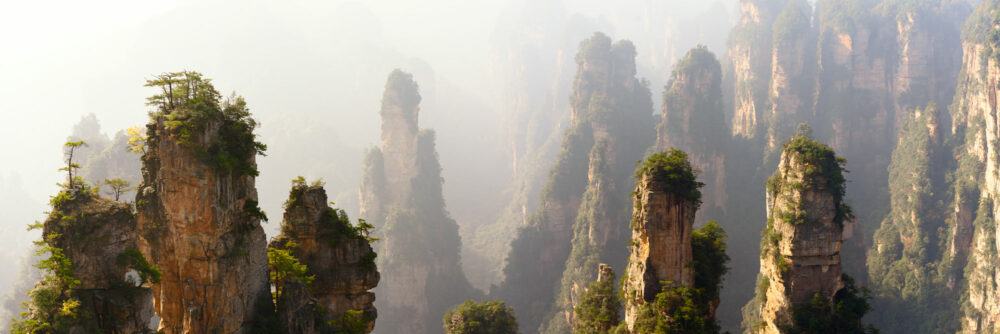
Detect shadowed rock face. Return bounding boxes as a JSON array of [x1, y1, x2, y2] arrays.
[[271, 185, 379, 333], [43, 194, 155, 333], [136, 114, 272, 334], [622, 173, 698, 330], [361, 70, 478, 334]]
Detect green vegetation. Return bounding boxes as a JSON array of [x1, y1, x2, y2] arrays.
[[629, 222, 729, 334], [501, 31, 654, 334], [328, 309, 370, 334], [866, 104, 960, 332], [145, 71, 266, 176], [631, 285, 716, 334], [660, 46, 725, 153], [102, 178, 132, 202], [381, 69, 421, 127], [267, 242, 314, 300], [634, 149, 704, 209], [443, 300, 518, 334], [572, 269, 621, 334], [691, 221, 729, 307], [116, 248, 161, 284], [785, 275, 877, 334], [773, 0, 811, 46], [768, 135, 853, 225], [10, 189, 89, 332], [60, 141, 87, 191]]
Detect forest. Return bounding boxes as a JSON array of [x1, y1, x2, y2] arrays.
[[3, 0, 1000, 333]]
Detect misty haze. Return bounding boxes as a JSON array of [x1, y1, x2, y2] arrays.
[[2, 0, 997, 333]]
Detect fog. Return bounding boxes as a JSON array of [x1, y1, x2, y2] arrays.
[[0, 0, 734, 329]]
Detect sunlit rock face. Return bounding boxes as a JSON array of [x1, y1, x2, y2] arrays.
[[754, 140, 846, 334], [271, 185, 379, 333], [622, 172, 697, 330], [43, 194, 155, 333], [136, 114, 272, 334], [728, 0, 783, 139], [956, 14, 1000, 331]]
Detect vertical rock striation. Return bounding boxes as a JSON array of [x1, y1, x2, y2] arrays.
[[361, 70, 478, 334], [136, 72, 273, 333], [497, 32, 655, 333], [270, 183, 379, 333], [744, 136, 871, 333], [953, 2, 1000, 331], [728, 0, 784, 139], [658, 46, 728, 215], [622, 151, 702, 330]]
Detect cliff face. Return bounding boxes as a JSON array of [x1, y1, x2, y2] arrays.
[[271, 184, 379, 333], [136, 77, 273, 333], [622, 168, 698, 329], [41, 193, 155, 333], [719, 2, 968, 330], [497, 32, 655, 333], [361, 70, 478, 334], [659, 46, 728, 214], [728, 0, 784, 139], [767, 0, 813, 149], [865, 104, 960, 332], [954, 2, 1000, 330], [743, 136, 856, 333]]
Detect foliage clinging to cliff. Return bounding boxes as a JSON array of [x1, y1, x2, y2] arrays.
[[573, 269, 621, 334], [634, 149, 704, 209], [145, 71, 267, 176], [443, 300, 518, 334]]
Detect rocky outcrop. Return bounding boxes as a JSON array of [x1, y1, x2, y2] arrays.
[[270, 183, 379, 333], [498, 32, 655, 333], [622, 154, 700, 330], [954, 2, 1000, 331], [40, 193, 155, 333], [865, 104, 962, 332], [658, 46, 728, 214], [766, 0, 813, 149], [728, 0, 784, 139], [136, 74, 273, 333], [747, 136, 853, 333], [361, 70, 479, 334]]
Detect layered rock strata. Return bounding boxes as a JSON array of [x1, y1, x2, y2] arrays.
[[750, 136, 850, 333], [136, 98, 272, 333], [622, 154, 700, 330], [271, 184, 379, 333]]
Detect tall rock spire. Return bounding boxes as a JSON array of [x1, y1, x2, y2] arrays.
[[622, 150, 703, 330], [744, 135, 870, 333], [361, 69, 479, 334], [135, 71, 273, 333]]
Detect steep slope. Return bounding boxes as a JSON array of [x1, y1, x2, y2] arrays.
[[866, 104, 959, 332], [952, 1, 1000, 331], [270, 182, 379, 333], [495, 32, 655, 333], [135, 72, 273, 333], [13, 188, 155, 333], [360, 70, 479, 334], [728, 0, 786, 139], [742, 136, 870, 333], [622, 150, 702, 329], [658, 46, 728, 216]]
